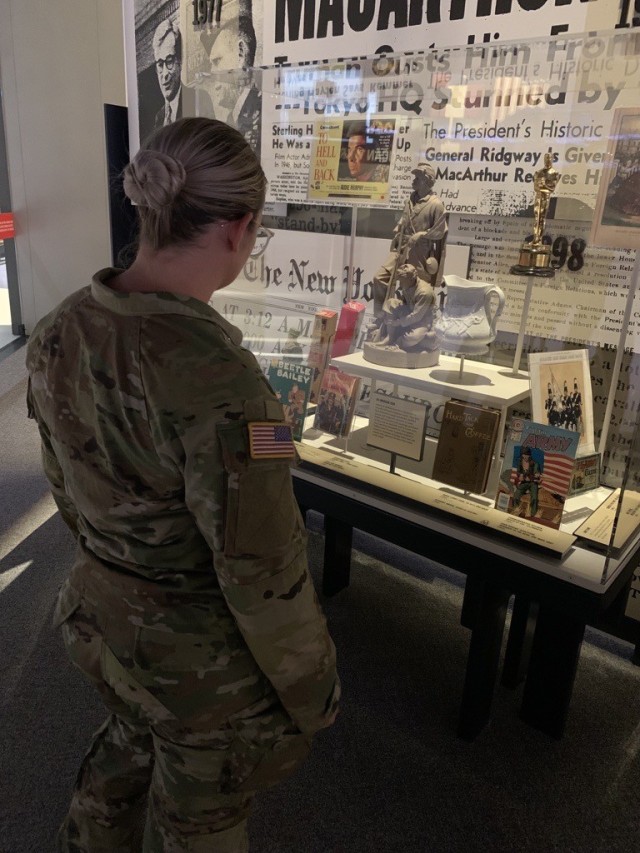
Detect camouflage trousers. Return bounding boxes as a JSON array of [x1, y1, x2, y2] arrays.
[[55, 557, 312, 852]]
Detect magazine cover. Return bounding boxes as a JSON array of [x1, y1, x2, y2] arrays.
[[313, 366, 361, 438], [495, 419, 580, 529], [308, 117, 395, 204], [268, 358, 313, 441], [528, 349, 595, 456]]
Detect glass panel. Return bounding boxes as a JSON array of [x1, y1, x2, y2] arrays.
[[198, 29, 640, 579]]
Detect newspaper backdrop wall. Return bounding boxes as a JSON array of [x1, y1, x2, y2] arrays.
[[128, 0, 640, 613]]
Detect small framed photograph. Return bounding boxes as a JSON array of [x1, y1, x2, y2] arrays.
[[528, 349, 595, 456]]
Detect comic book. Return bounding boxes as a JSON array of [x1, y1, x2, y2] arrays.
[[495, 418, 580, 529], [313, 366, 361, 438], [267, 358, 313, 441]]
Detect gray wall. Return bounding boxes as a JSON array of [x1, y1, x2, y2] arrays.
[[0, 1, 126, 331]]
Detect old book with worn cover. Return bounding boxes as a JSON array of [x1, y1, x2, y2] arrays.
[[268, 358, 313, 441], [495, 418, 579, 529], [313, 366, 361, 438], [431, 400, 501, 494]]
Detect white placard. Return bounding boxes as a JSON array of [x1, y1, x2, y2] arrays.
[[367, 392, 428, 461]]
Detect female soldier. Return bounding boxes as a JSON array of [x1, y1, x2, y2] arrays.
[[26, 117, 339, 852]]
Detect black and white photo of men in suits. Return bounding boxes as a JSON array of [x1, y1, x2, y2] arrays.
[[206, 17, 261, 154], [137, 14, 214, 145], [152, 19, 193, 130]]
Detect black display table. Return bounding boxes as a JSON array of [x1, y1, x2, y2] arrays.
[[293, 465, 639, 741]]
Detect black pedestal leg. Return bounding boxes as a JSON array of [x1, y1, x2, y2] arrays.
[[520, 604, 585, 738], [457, 580, 511, 741], [460, 574, 484, 629], [502, 597, 538, 689], [322, 516, 353, 597]]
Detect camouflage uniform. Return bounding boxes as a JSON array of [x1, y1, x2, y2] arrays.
[[26, 268, 340, 852]]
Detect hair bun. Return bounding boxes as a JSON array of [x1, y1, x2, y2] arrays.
[[123, 150, 187, 210]]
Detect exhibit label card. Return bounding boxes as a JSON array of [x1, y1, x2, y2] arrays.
[[367, 392, 427, 462], [574, 488, 640, 554]]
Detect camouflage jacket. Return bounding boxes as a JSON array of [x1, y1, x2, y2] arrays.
[[26, 268, 339, 734]]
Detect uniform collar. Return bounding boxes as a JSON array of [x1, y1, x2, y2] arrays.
[[409, 191, 433, 208], [91, 268, 243, 345]]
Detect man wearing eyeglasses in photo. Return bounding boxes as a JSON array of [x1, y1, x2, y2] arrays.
[[152, 19, 190, 131]]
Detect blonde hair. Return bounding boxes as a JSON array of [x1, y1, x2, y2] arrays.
[[123, 118, 266, 250]]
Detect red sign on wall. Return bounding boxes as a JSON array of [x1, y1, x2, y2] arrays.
[[0, 213, 15, 239]]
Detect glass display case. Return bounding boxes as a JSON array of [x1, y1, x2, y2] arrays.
[[196, 28, 640, 593]]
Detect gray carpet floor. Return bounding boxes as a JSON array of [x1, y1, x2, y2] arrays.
[[2, 344, 640, 852]]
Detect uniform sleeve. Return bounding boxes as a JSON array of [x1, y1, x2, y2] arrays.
[[27, 379, 80, 536], [178, 395, 340, 735], [401, 287, 433, 326]]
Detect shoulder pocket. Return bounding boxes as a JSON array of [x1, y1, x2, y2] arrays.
[[217, 422, 300, 559]]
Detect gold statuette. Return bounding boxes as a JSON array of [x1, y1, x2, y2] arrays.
[[511, 152, 561, 277]]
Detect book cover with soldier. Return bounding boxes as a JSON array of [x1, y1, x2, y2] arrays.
[[313, 366, 361, 438], [268, 358, 313, 441], [495, 418, 579, 529], [431, 400, 501, 494], [308, 117, 395, 204]]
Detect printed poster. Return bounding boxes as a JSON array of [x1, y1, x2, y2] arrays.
[[260, 0, 636, 66], [260, 31, 640, 218]]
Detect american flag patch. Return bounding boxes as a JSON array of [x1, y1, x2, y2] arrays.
[[248, 422, 296, 459]]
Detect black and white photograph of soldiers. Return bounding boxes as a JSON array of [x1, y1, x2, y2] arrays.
[[529, 349, 595, 455], [544, 377, 582, 432]]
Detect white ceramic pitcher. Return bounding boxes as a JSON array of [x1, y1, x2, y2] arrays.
[[434, 275, 505, 356]]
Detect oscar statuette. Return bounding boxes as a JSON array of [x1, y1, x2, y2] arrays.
[[511, 152, 561, 277]]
